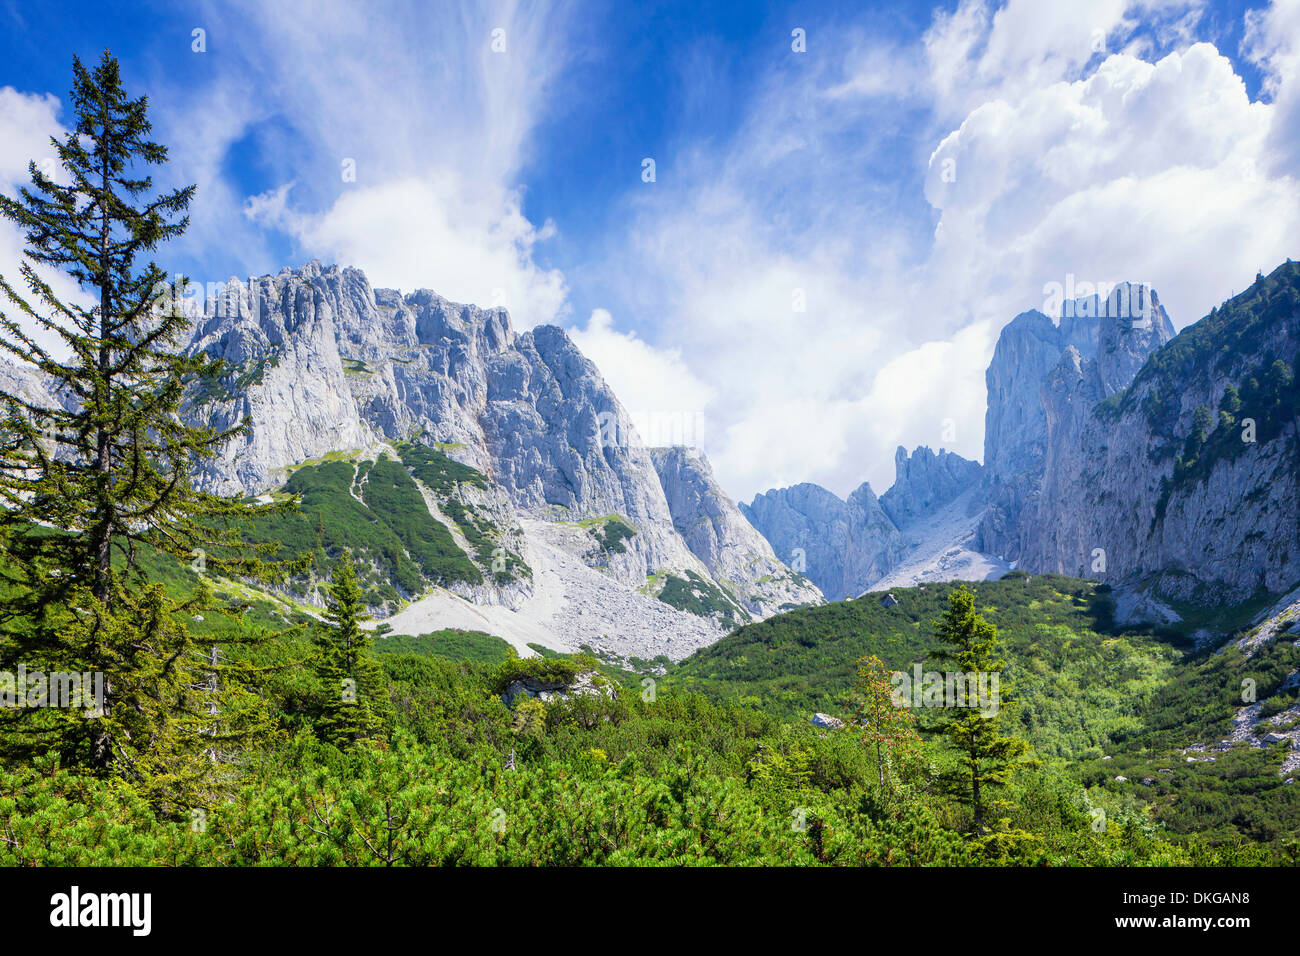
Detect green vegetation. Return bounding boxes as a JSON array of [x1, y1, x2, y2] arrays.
[[581, 514, 637, 554], [1100, 260, 1299, 423], [0, 52, 295, 809], [312, 552, 386, 745], [668, 572, 1300, 856], [925, 586, 1034, 833], [0, 56, 1291, 866], [394, 441, 529, 584], [242, 456, 481, 610], [374, 628, 514, 665], [1166, 354, 1297, 495], [656, 569, 749, 625], [397, 441, 488, 495]]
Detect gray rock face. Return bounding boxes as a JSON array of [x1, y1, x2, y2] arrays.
[[742, 445, 983, 600], [741, 483, 850, 599], [0, 360, 60, 412], [1020, 265, 1300, 600], [983, 310, 1063, 484], [879, 445, 983, 530], [978, 284, 1176, 560], [179, 262, 704, 586], [500, 669, 615, 709], [649, 446, 823, 615], [741, 479, 909, 601], [843, 482, 910, 596]]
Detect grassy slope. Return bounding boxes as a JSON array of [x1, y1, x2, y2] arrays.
[[666, 571, 1300, 848]]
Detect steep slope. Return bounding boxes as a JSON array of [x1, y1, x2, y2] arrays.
[[740, 483, 850, 598], [740, 481, 907, 600], [742, 445, 986, 599], [1022, 261, 1300, 602], [650, 446, 823, 616], [879, 445, 982, 529], [145, 260, 826, 656], [978, 284, 1176, 560]]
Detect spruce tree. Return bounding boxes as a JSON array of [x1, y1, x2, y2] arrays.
[[0, 51, 288, 801], [927, 586, 1031, 833], [313, 551, 384, 746]]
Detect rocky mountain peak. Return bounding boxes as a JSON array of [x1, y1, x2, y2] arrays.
[[880, 445, 983, 530]]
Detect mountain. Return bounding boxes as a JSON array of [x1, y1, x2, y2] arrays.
[[741, 445, 987, 599], [879, 444, 983, 529], [1021, 262, 1300, 604], [101, 261, 817, 659], [740, 481, 906, 600], [740, 483, 855, 599], [648, 446, 823, 616], [741, 269, 1300, 617], [978, 283, 1177, 561], [669, 572, 1300, 845]]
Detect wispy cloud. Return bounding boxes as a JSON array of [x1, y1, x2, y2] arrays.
[[158, 0, 576, 324]]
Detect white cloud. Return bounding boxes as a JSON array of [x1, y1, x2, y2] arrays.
[[163, 0, 574, 324], [568, 308, 715, 446], [594, 1, 1300, 506], [251, 174, 568, 328], [924, 41, 1299, 332], [1243, 0, 1300, 175], [0, 86, 92, 361]]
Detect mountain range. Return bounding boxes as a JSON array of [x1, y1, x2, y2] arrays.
[[5, 259, 1298, 660]]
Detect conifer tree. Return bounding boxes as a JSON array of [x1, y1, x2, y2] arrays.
[[0, 51, 289, 798], [927, 586, 1031, 833], [313, 551, 384, 746]]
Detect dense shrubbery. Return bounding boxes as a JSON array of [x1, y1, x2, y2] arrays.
[[241, 457, 483, 608], [3, 649, 1262, 866]]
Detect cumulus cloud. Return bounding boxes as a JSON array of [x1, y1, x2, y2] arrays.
[[248, 174, 567, 327], [924, 41, 1298, 329], [568, 308, 716, 447], [596, 1, 1300, 503], [1243, 0, 1300, 174]]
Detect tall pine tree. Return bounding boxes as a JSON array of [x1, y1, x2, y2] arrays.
[[313, 551, 385, 746], [0, 51, 289, 804], [927, 586, 1032, 833]]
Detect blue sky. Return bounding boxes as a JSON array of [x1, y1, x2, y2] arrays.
[[2, 0, 1299, 501]]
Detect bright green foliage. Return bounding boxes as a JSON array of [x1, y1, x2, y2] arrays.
[[243, 457, 481, 609], [586, 515, 636, 554], [656, 569, 748, 624], [925, 586, 1034, 833], [313, 552, 385, 746], [372, 628, 514, 664], [397, 441, 488, 493], [0, 52, 287, 799]]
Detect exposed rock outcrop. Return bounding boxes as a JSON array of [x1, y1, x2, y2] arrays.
[[740, 481, 908, 601], [879, 445, 982, 530], [740, 483, 852, 599], [978, 284, 1176, 561], [1020, 264, 1300, 601], [649, 446, 823, 616]]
